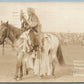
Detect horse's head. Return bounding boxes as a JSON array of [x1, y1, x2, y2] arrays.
[[0, 21, 9, 45]]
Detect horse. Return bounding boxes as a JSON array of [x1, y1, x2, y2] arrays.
[[38, 33, 65, 76], [0, 21, 34, 80], [20, 31, 65, 77], [14, 30, 65, 78], [0, 21, 27, 45], [0, 21, 65, 80]]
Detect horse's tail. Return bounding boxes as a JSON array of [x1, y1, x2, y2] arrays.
[[57, 44, 65, 65]]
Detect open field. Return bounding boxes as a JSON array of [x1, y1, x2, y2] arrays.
[[0, 45, 84, 82]]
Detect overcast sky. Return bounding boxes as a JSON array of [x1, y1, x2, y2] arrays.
[[0, 2, 84, 33]]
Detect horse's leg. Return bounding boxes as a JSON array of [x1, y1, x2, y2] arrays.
[[52, 58, 56, 76], [52, 50, 56, 76], [15, 60, 19, 79], [44, 49, 50, 76], [32, 51, 36, 71], [26, 67, 28, 75], [20, 61, 23, 79], [15, 52, 24, 80], [47, 49, 52, 76], [32, 58, 35, 71], [25, 58, 29, 75]]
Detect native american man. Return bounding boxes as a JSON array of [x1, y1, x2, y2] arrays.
[[27, 8, 42, 52]]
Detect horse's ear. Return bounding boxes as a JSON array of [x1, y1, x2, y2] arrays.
[[1, 20, 3, 24], [6, 21, 8, 26]]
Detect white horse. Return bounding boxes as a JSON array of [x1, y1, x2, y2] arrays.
[[39, 33, 65, 76], [15, 30, 65, 79], [32, 33, 65, 77], [21, 31, 65, 77], [17, 31, 65, 78]]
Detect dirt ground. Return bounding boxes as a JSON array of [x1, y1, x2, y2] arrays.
[[0, 45, 84, 82]]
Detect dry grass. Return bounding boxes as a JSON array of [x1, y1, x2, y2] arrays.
[[0, 45, 84, 82]]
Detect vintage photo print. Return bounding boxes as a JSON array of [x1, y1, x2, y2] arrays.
[[0, 2, 84, 82]]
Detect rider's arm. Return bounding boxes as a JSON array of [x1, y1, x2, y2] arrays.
[[28, 15, 39, 28]]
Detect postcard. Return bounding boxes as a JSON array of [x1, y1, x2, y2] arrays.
[[0, 2, 84, 82]]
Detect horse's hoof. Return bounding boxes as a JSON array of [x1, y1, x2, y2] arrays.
[[52, 73, 55, 76], [52, 73, 56, 78], [14, 75, 18, 80], [16, 77, 22, 81], [40, 74, 44, 78], [26, 71, 28, 75], [14, 77, 19, 81], [14, 75, 22, 81], [16, 78, 20, 81]]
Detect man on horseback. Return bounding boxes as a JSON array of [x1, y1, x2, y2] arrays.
[[27, 8, 42, 58], [20, 10, 28, 29]]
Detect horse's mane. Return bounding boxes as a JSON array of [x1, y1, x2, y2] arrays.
[[1, 22, 20, 32], [8, 24, 20, 32]]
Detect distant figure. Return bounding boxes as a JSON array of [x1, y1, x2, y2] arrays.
[[20, 10, 28, 29], [27, 8, 42, 53]]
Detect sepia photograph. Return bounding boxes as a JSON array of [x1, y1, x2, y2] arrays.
[[0, 2, 84, 82]]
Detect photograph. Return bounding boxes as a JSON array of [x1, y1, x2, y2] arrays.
[[0, 2, 84, 82]]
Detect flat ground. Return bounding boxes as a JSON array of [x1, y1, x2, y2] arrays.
[[0, 45, 84, 82]]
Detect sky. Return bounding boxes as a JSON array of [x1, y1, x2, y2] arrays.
[[0, 2, 84, 32]]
